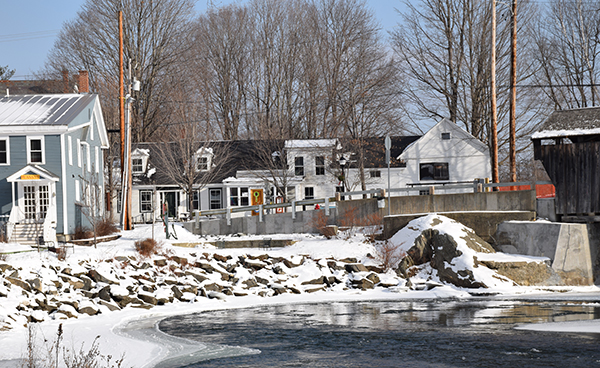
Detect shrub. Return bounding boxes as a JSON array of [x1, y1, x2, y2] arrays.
[[134, 238, 161, 258], [71, 227, 93, 240], [94, 217, 119, 237], [56, 246, 68, 262], [359, 213, 384, 242], [374, 240, 406, 272], [308, 210, 329, 236]]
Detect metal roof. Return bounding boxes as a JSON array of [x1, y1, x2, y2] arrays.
[[0, 94, 95, 126]]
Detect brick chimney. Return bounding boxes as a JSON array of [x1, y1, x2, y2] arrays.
[[78, 70, 89, 93], [62, 70, 69, 94]]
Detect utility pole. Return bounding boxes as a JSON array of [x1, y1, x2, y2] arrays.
[[119, 11, 125, 181], [509, 0, 517, 182], [491, 0, 499, 184]]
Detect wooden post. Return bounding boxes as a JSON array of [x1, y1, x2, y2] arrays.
[[491, 0, 499, 184], [509, 0, 518, 182]]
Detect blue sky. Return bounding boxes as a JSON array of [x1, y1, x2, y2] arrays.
[[0, 0, 404, 79]]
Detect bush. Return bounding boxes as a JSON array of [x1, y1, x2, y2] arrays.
[[134, 238, 161, 258], [94, 218, 119, 237], [374, 240, 406, 272], [71, 227, 93, 240]]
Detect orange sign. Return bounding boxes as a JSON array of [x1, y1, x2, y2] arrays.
[[20, 174, 40, 180]]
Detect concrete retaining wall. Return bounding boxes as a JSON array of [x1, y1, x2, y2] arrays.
[[383, 211, 536, 243], [495, 222, 600, 285]]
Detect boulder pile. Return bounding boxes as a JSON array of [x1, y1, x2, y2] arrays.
[[0, 251, 401, 331]]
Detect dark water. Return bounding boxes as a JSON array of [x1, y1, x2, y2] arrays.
[[159, 299, 600, 367]]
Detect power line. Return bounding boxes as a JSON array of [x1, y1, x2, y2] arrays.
[[0, 30, 59, 43]]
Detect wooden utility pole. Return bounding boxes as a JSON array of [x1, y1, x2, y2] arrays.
[[119, 11, 125, 177], [509, 0, 517, 182], [491, 0, 499, 183]]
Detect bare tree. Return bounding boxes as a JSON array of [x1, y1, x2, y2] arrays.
[[532, 0, 600, 110], [44, 0, 195, 142], [0, 65, 14, 80], [78, 167, 104, 248]]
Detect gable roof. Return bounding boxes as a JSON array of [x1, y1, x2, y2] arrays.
[[532, 107, 600, 140], [339, 136, 420, 168], [0, 94, 96, 127]]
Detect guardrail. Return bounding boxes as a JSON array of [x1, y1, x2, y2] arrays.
[[190, 180, 551, 227]]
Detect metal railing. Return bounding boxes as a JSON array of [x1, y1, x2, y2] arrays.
[[189, 180, 552, 226]]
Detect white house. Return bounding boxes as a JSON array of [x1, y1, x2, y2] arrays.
[[122, 119, 491, 222]]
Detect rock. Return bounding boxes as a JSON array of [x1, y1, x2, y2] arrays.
[[477, 259, 560, 286], [98, 286, 111, 302], [301, 276, 328, 285], [26, 278, 43, 293], [327, 260, 344, 271], [78, 303, 99, 316], [195, 260, 215, 273], [204, 283, 223, 292], [345, 263, 368, 273], [154, 258, 167, 267], [6, 276, 31, 292], [304, 285, 325, 293], [57, 304, 78, 319], [366, 273, 380, 285], [171, 285, 184, 300], [131, 303, 154, 309], [241, 278, 258, 288], [88, 269, 118, 285], [255, 276, 270, 285], [138, 292, 158, 305], [114, 256, 129, 263], [58, 274, 84, 289], [244, 259, 267, 271], [207, 291, 227, 300], [339, 258, 358, 264], [269, 283, 287, 295], [0, 263, 14, 272], [98, 299, 121, 311], [213, 254, 230, 262], [233, 290, 248, 297], [181, 285, 198, 295], [288, 286, 302, 294], [352, 278, 375, 289], [29, 311, 46, 323], [170, 256, 189, 266], [80, 275, 94, 291]]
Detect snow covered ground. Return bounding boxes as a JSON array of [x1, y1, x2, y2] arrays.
[[0, 215, 599, 367]]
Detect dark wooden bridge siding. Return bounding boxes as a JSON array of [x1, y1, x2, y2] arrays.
[[535, 141, 600, 215]]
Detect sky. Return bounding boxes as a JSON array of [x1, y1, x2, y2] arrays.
[[0, 0, 405, 80]]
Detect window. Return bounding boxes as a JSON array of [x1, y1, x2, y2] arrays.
[[370, 170, 381, 178], [132, 158, 144, 173], [304, 187, 314, 200], [441, 132, 451, 140], [230, 187, 249, 206], [140, 191, 153, 213], [0, 138, 8, 164], [197, 156, 208, 171], [192, 191, 199, 210], [295, 156, 304, 176], [315, 156, 325, 175], [420, 163, 449, 181], [28, 137, 44, 164], [210, 189, 222, 209], [116, 190, 122, 213]]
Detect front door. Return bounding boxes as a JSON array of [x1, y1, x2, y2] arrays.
[[162, 192, 177, 218], [22, 184, 49, 223]]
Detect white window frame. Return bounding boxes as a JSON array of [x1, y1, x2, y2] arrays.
[[0, 137, 10, 165], [27, 136, 45, 165], [68, 136, 73, 166], [132, 158, 144, 174], [95, 146, 100, 173], [77, 138, 81, 167], [140, 190, 153, 213], [315, 156, 325, 176]]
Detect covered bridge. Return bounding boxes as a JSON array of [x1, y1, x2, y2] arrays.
[[532, 107, 600, 220]]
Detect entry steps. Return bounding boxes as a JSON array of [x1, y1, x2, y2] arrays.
[[11, 223, 43, 246]]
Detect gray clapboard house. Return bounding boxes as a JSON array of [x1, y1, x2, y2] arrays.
[[0, 93, 109, 244]]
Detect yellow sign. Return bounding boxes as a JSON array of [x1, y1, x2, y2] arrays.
[[250, 189, 263, 216], [20, 174, 40, 180]]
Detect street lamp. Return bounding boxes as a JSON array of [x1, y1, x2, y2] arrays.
[[339, 155, 347, 200]]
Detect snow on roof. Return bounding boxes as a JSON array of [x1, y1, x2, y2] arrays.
[[532, 127, 600, 139], [285, 139, 338, 149], [0, 94, 95, 126]]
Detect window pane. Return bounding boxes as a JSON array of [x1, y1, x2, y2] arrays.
[[0, 152, 5, 164], [30, 139, 41, 151], [31, 151, 43, 163], [0, 140, 5, 151]]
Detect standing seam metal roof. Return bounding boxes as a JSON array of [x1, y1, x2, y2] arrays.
[[0, 94, 95, 126]]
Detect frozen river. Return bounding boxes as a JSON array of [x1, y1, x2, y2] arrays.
[[157, 298, 600, 367]]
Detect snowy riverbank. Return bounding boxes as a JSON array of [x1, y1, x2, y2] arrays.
[[0, 217, 599, 367]]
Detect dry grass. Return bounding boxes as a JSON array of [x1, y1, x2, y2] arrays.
[[134, 238, 162, 258], [374, 240, 406, 272], [95, 218, 119, 237], [71, 227, 93, 241]]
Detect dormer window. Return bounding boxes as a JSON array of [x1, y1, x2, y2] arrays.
[[197, 157, 208, 171], [194, 147, 213, 172], [131, 148, 150, 175], [132, 158, 144, 173]]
